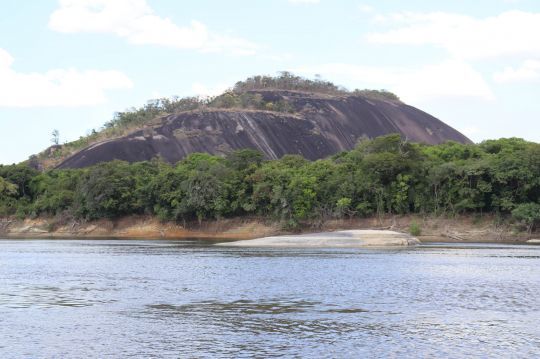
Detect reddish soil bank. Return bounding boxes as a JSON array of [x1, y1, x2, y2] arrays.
[[0, 214, 532, 243]]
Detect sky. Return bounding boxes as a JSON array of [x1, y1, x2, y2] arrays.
[[1, 0, 540, 164]]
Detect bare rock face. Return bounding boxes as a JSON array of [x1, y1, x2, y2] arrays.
[[215, 230, 421, 248], [57, 90, 471, 169]]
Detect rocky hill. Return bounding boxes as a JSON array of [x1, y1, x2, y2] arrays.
[[35, 74, 471, 169], [56, 88, 470, 169]]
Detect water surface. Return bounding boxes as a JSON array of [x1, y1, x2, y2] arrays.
[[0, 239, 539, 357]]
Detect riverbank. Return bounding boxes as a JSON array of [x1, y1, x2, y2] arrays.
[[0, 214, 535, 243]]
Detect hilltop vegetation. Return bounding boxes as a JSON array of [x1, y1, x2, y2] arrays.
[[233, 72, 400, 101], [3, 135, 539, 233], [34, 72, 399, 168]]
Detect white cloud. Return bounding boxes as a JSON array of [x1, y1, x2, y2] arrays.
[[288, 0, 320, 3], [191, 82, 230, 97], [493, 60, 540, 83], [0, 48, 133, 107], [366, 10, 540, 60], [49, 0, 258, 56], [358, 4, 374, 13], [293, 60, 494, 103]]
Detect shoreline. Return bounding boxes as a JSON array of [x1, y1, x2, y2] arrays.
[[0, 214, 536, 244]]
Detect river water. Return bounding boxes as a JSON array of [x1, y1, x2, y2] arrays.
[[0, 239, 539, 358]]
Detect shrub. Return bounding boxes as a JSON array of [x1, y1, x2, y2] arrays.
[[409, 221, 422, 236], [512, 203, 540, 233], [336, 197, 352, 218]]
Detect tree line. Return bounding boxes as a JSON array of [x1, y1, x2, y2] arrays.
[[2, 135, 539, 232]]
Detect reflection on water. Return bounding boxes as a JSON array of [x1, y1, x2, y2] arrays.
[[147, 299, 321, 315], [0, 239, 539, 357], [0, 283, 120, 309]]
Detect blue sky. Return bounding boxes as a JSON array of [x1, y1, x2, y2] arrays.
[[1, 0, 540, 164]]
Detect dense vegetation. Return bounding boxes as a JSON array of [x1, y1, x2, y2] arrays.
[[233, 72, 400, 101], [2, 135, 539, 232], [36, 72, 398, 166]]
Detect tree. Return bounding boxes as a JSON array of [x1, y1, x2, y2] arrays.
[[0, 176, 19, 216], [0, 177, 17, 197], [336, 197, 352, 218], [74, 161, 141, 219], [0, 164, 39, 198], [51, 129, 60, 145], [512, 203, 540, 234]]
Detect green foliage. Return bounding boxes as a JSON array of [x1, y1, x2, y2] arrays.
[[409, 221, 422, 236], [0, 176, 18, 216], [3, 135, 540, 233], [512, 203, 540, 233], [336, 197, 352, 218], [234, 71, 344, 94], [352, 89, 400, 101], [0, 177, 17, 197], [74, 161, 144, 219], [0, 164, 39, 216], [208, 92, 294, 113], [0, 164, 39, 198], [104, 97, 202, 130], [30, 170, 78, 216], [234, 71, 400, 100]]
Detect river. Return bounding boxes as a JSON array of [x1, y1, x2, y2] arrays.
[[0, 239, 539, 358]]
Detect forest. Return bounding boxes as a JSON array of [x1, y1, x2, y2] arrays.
[[2, 135, 540, 233]]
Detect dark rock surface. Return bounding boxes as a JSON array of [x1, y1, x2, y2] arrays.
[[58, 91, 471, 169]]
